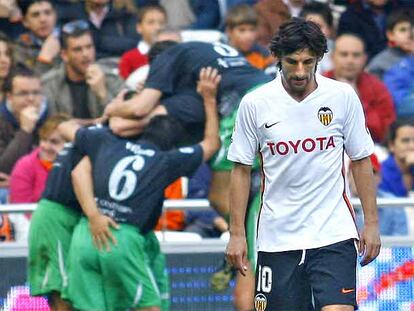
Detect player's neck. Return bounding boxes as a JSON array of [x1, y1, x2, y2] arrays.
[[282, 77, 318, 102]]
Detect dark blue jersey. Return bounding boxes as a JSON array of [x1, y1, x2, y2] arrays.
[[75, 126, 203, 233], [146, 41, 272, 119], [41, 143, 83, 212]]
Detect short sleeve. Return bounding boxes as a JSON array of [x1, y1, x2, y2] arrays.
[[145, 46, 183, 95], [343, 87, 375, 160], [166, 144, 203, 181], [227, 96, 259, 165]]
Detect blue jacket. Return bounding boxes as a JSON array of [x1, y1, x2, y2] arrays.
[[383, 56, 414, 117]]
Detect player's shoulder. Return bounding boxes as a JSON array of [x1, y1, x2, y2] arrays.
[[242, 78, 278, 102], [318, 74, 355, 96]]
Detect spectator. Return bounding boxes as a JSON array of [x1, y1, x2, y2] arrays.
[[337, 0, 397, 60], [377, 118, 414, 234], [15, 0, 61, 74], [0, 33, 13, 103], [324, 33, 396, 143], [9, 113, 69, 204], [118, 4, 167, 79], [383, 54, 414, 117], [83, 0, 139, 58], [300, 1, 334, 74], [0, 0, 24, 39], [253, 0, 290, 47], [0, 67, 48, 176], [224, 4, 274, 71], [368, 9, 414, 80], [42, 20, 123, 120]]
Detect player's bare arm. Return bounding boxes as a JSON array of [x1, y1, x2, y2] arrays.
[[226, 162, 251, 276], [351, 156, 381, 266], [198, 67, 221, 161], [104, 88, 162, 119], [72, 156, 119, 251]]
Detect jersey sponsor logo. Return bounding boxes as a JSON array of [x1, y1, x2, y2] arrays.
[[341, 288, 355, 294], [318, 107, 333, 126], [264, 121, 281, 129], [254, 293, 267, 311], [266, 136, 336, 156]]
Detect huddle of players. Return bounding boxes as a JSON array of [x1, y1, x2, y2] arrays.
[[28, 38, 270, 310], [28, 67, 221, 311]]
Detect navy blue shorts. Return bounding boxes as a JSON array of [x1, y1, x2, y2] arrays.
[[254, 239, 358, 311]]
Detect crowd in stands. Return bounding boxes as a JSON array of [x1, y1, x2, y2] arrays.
[[1, 0, 414, 243]]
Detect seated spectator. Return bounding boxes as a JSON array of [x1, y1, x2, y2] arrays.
[[368, 9, 414, 80], [253, 0, 290, 47], [118, 4, 167, 79], [0, 33, 13, 104], [300, 1, 334, 74], [15, 0, 61, 74], [383, 54, 414, 117], [337, 0, 397, 60], [224, 4, 274, 72], [82, 0, 139, 58], [0, 67, 48, 176], [9, 113, 69, 204], [42, 20, 123, 120], [324, 34, 396, 143], [376, 118, 414, 234]]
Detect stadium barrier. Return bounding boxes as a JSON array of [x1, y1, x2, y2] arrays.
[[1, 199, 414, 310]]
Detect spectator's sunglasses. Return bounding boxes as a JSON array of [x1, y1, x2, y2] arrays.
[[62, 20, 89, 35]]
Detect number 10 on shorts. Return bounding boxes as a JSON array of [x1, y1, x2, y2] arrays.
[[257, 265, 272, 293]]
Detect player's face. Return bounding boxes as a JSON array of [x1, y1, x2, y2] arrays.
[[280, 48, 318, 99], [7, 76, 43, 118], [23, 1, 56, 39], [389, 125, 414, 165], [39, 129, 66, 162], [62, 33, 95, 76], [332, 35, 366, 81], [137, 10, 167, 44], [227, 24, 257, 53]]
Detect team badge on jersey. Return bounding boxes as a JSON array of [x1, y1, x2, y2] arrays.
[[254, 293, 267, 311], [318, 107, 333, 126]]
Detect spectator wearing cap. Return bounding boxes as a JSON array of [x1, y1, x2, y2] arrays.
[[15, 0, 61, 74], [41, 20, 123, 120]]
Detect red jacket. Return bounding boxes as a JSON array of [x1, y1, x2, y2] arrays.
[[323, 70, 396, 143], [118, 48, 148, 79]]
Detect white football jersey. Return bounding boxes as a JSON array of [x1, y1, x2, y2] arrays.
[[228, 74, 374, 252]]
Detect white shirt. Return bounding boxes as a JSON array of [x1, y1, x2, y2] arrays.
[[227, 74, 374, 252]]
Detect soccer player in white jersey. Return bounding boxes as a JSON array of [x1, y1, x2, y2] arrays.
[[226, 18, 381, 311]]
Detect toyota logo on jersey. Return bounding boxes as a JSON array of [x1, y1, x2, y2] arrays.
[[318, 107, 333, 126], [266, 136, 336, 156]]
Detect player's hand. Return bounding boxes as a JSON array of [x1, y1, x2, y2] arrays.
[[89, 213, 119, 251], [104, 89, 128, 117], [225, 234, 248, 276], [86, 64, 107, 100], [0, 172, 10, 188], [358, 222, 381, 266], [197, 67, 221, 100], [20, 106, 40, 133], [404, 151, 414, 167]]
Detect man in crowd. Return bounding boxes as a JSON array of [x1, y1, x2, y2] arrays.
[[42, 19, 123, 121], [324, 33, 395, 143], [15, 0, 61, 74]]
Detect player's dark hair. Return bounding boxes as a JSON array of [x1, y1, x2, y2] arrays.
[[388, 117, 414, 145], [141, 115, 185, 151], [148, 40, 178, 64], [300, 2, 333, 28], [386, 8, 414, 31], [269, 17, 328, 69]]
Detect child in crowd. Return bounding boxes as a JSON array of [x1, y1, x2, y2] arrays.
[[118, 4, 167, 79], [225, 4, 274, 72], [368, 9, 414, 80]]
